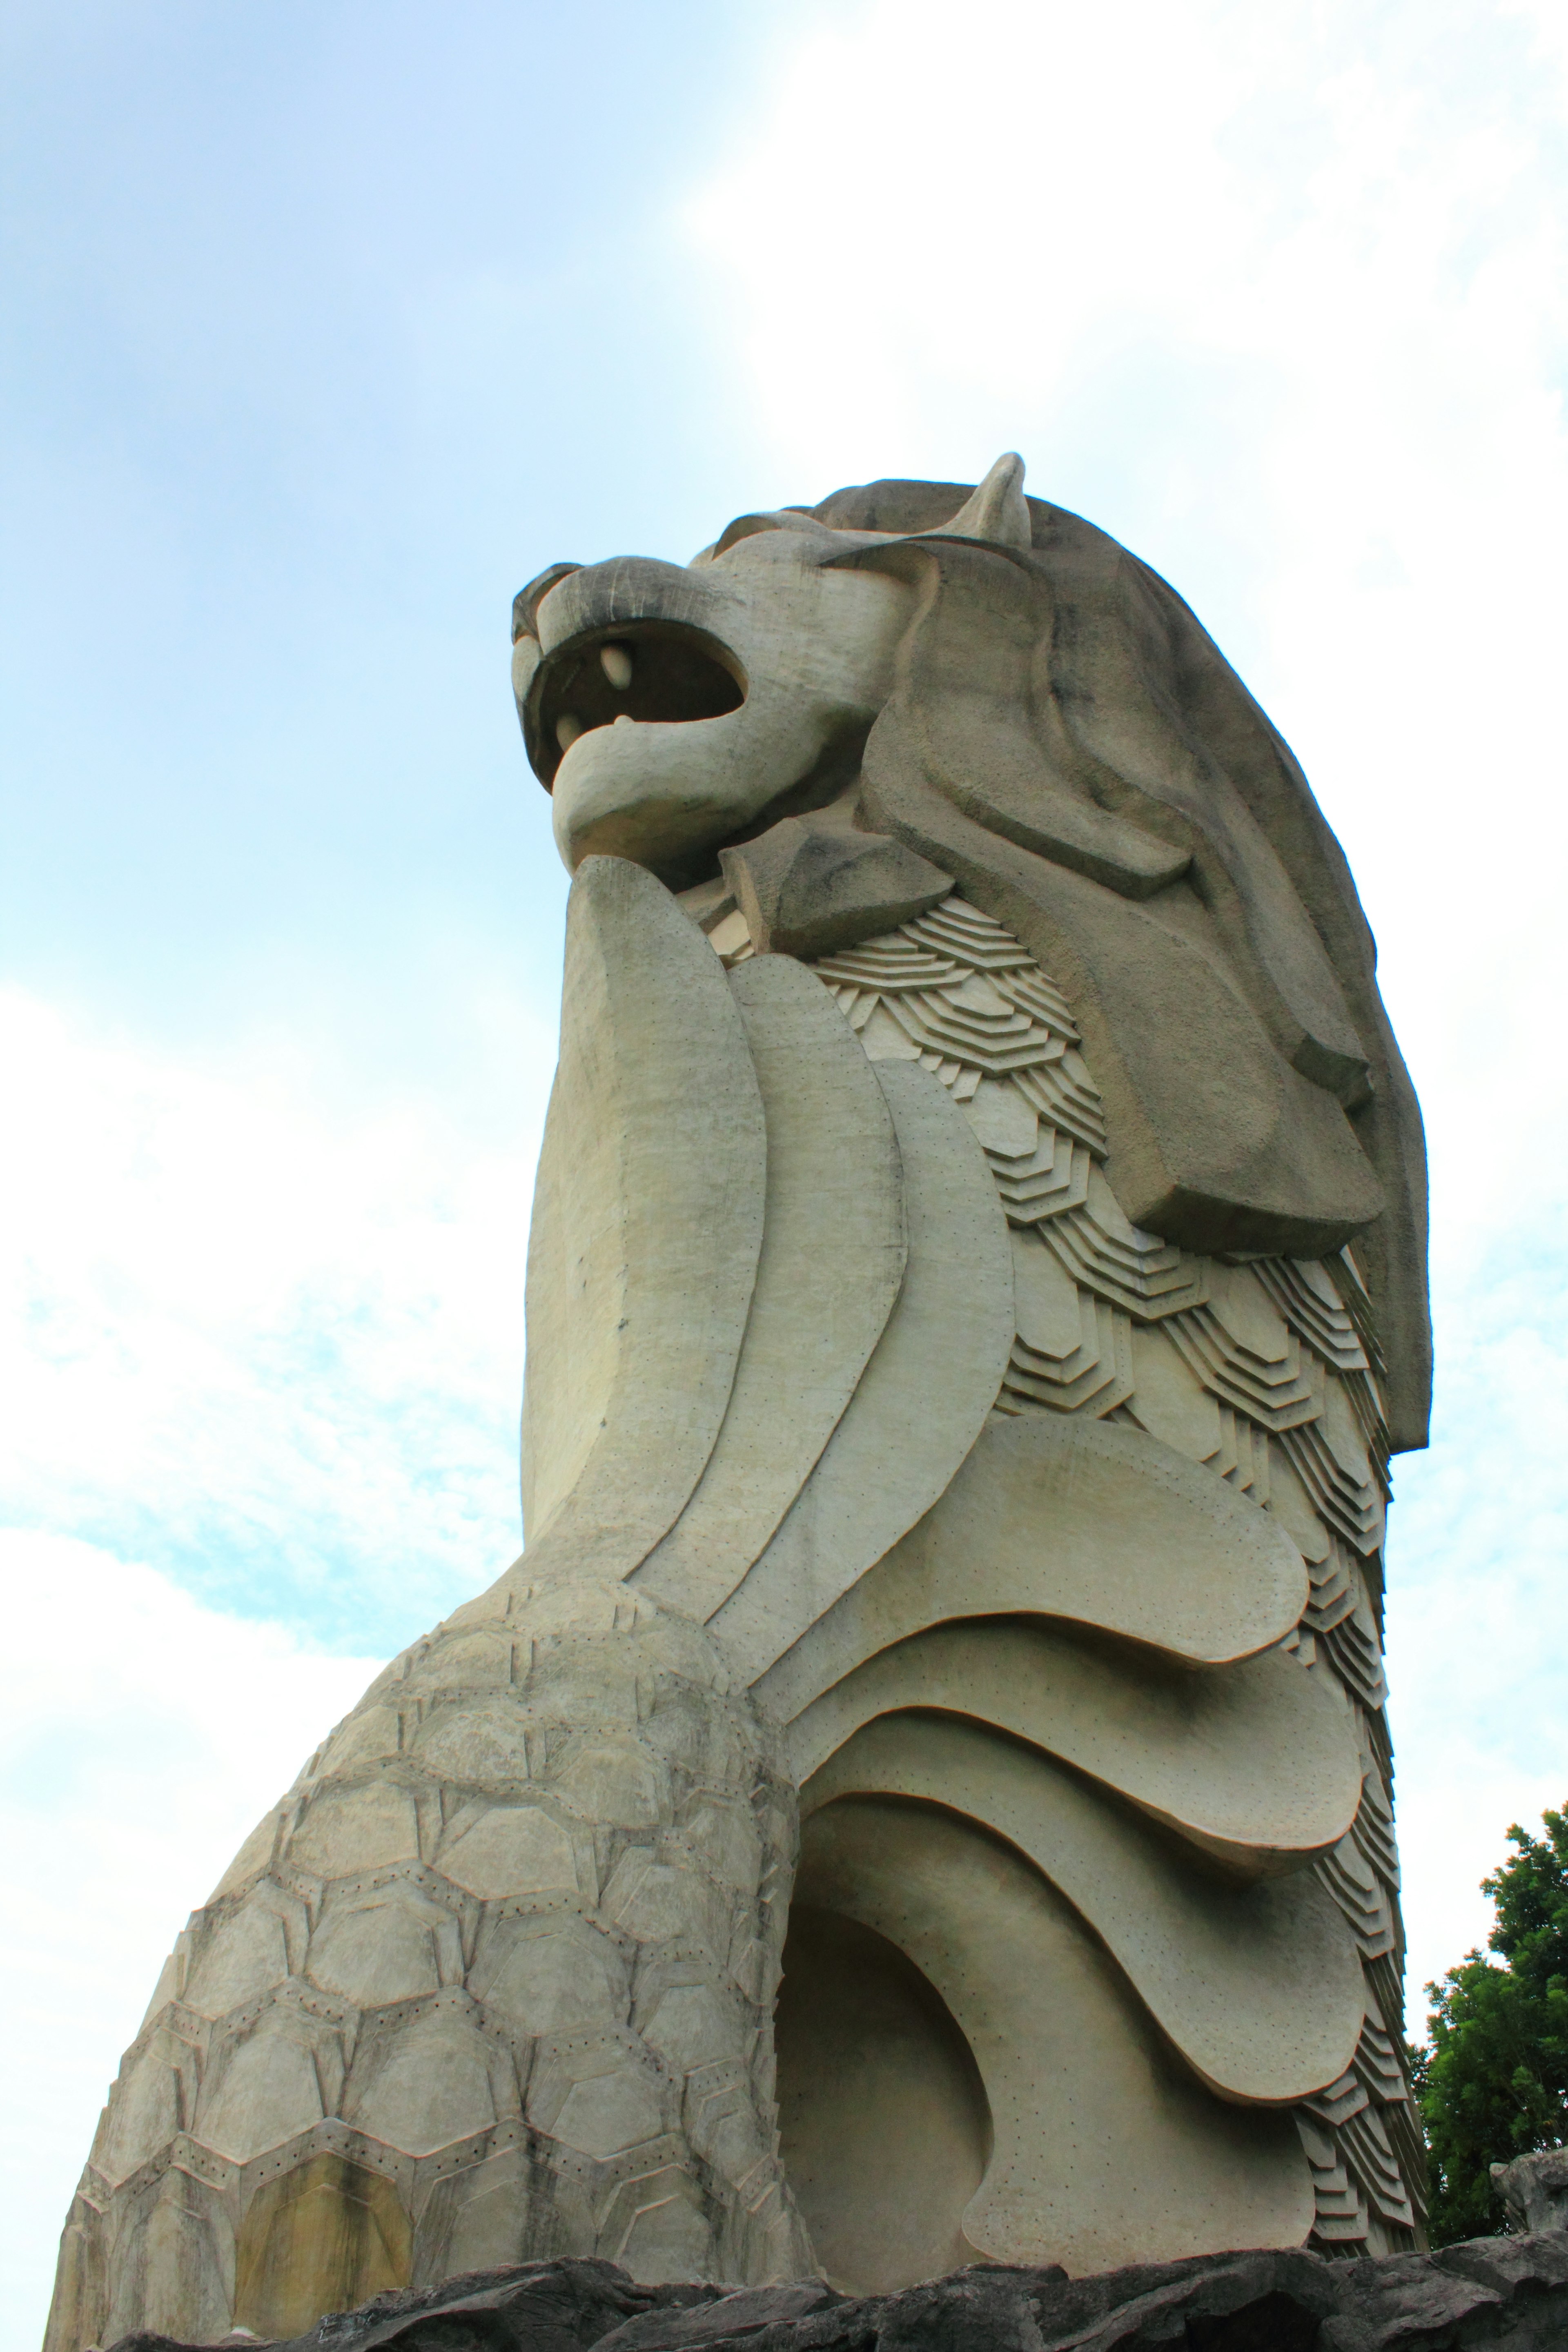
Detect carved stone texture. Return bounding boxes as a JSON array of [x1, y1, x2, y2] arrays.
[[632, 955, 908, 1624], [48, 1578, 812, 2352], [51, 464, 1430, 2347], [718, 817, 951, 959]]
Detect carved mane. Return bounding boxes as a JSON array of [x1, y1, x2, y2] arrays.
[[802, 476, 1430, 1452]]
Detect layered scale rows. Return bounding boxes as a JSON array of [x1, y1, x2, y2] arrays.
[[804, 894, 1417, 2257], [49, 1591, 809, 2348]]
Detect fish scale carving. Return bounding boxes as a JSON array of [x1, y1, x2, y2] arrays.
[[49, 1586, 810, 2351], [803, 893, 1419, 2258]]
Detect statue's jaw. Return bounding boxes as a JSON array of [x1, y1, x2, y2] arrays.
[[547, 689, 858, 886], [517, 531, 913, 885], [526, 610, 747, 793]]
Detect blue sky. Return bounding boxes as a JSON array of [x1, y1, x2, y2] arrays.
[[4, 1, 1568, 2335]]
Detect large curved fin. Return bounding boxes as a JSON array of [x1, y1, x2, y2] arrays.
[[520, 856, 766, 1587], [796, 1798, 1313, 2271], [787, 1620, 1361, 1878], [633, 956, 906, 1620], [710, 1062, 1013, 1683], [802, 1711, 1363, 2107], [757, 1412, 1308, 1724]]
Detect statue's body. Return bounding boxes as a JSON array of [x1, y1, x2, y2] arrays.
[[48, 462, 1430, 2346]]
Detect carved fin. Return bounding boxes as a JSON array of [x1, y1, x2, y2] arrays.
[[520, 856, 767, 1580], [929, 452, 1031, 550]]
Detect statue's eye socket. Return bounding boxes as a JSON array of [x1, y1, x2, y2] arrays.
[[525, 620, 747, 790]]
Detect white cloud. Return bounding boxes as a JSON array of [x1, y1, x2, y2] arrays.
[[0, 984, 556, 1648], [0, 1530, 381, 2348]]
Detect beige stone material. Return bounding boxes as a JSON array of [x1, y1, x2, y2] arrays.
[[233, 2153, 410, 2341], [791, 1798, 1313, 2279], [193, 2002, 344, 2163], [755, 1411, 1308, 1731], [305, 1882, 462, 2005], [344, 1997, 519, 2154], [928, 450, 1034, 549], [285, 1779, 424, 1876], [181, 1881, 306, 2018], [514, 461, 1428, 1437], [775, 1904, 991, 2293], [434, 1802, 579, 1898], [51, 466, 1431, 2346], [520, 855, 766, 1579], [718, 814, 952, 959], [52, 1581, 814, 2348], [533, 532, 915, 890], [787, 1619, 1362, 1875], [708, 1060, 1014, 1683], [634, 954, 906, 1621], [802, 1713, 1365, 2107]]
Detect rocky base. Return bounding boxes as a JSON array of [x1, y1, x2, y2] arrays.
[[102, 2234, 1568, 2352]]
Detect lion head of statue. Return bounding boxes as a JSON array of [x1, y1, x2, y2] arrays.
[[511, 456, 1430, 1451]]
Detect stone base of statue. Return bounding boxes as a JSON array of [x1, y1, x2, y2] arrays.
[[90, 2234, 1568, 2352]]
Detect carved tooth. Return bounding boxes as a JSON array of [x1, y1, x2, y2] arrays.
[[600, 642, 633, 689], [613, 713, 634, 728], [555, 713, 584, 751]]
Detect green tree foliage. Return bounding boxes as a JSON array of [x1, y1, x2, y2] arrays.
[[1413, 1804, 1568, 2245]]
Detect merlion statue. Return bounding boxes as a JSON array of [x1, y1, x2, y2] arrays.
[[47, 459, 1430, 2346]]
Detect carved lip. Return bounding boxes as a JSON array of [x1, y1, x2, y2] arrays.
[[523, 617, 748, 790]]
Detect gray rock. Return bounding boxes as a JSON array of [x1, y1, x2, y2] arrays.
[[100, 2234, 1568, 2352], [103, 2262, 719, 2352], [1492, 2149, 1568, 2234]]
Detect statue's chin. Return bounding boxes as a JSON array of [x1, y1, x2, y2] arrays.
[[551, 699, 827, 886], [555, 798, 730, 889]]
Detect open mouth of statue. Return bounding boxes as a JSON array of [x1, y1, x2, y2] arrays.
[[527, 621, 747, 789]]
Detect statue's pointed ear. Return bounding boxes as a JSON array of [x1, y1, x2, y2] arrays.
[[929, 452, 1032, 549]]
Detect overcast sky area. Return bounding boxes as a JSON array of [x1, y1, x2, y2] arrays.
[[3, 0, 1567, 2334]]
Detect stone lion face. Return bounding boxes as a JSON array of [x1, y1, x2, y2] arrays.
[[512, 516, 913, 886], [510, 462, 1431, 1447]]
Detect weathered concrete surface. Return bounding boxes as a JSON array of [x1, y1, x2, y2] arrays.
[[51, 462, 1433, 2343], [786, 1802, 1314, 2276], [102, 2234, 1568, 2352], [632, 953, 906, 1622]]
